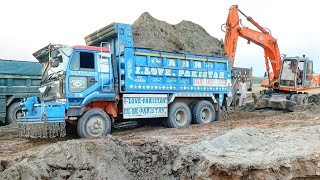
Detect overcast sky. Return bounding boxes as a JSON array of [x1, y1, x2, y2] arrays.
[[0, 0, 319, 76]]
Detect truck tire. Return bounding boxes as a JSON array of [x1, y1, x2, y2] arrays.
[[192, 100, 216, 124], [77, 108, 111, 138], [6, 102, 22, 124], [166, 102, 191, 128], [297, 94, 308, 105]]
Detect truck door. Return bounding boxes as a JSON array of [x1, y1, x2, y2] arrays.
[[66, 50, 100, 103]]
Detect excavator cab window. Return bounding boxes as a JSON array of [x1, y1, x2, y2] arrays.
[[279, 59, 298, 87]]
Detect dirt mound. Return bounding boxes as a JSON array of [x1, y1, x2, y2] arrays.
[[182, 126, 320, 179], [132, 12, 224, 55], [3, 125, 320, 179], [0, 137, 179, 180]]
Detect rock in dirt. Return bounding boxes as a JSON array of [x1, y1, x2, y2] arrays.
[[132, 12, 224, 55]]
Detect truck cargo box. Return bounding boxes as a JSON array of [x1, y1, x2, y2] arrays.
[[0, 59, 41, 94], [0, 59, 41, 76], [0, 59, 41, 124]]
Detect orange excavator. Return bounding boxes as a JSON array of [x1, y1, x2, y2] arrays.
[[223, 5, 320, 111]]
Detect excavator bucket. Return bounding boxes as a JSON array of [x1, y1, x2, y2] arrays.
[[255, 94, 296, 111], [255, 93, 308, 112]]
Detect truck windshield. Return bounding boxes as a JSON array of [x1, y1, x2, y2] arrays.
[[42, 47, 73, 82]]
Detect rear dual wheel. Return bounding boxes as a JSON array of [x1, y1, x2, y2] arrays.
[[192, 100, 216, 124], [166, 102, 192, 128], [166, 101, 216, 128]]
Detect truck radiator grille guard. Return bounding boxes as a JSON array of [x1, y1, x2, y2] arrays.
[[19, 116, 66, 138], [18, 97, 66, 138]]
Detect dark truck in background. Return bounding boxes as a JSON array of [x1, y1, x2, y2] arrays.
[[232, 67, 253, 91], [230, 67, 253, 105], [0, 59, 41, 125]]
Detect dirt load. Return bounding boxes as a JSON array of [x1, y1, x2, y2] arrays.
[[132, 12, 224, 55]]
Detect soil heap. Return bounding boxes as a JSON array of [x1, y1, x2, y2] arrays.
[[132, 12, 224, 55]]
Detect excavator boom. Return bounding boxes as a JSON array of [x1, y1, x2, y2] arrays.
[[224, 5, 281, 87]]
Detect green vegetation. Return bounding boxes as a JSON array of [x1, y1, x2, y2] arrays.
[[252, 76, 264, 84]]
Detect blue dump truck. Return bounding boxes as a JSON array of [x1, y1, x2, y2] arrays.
[[0, 60, 41, 125], [18, 23, 231, 138]]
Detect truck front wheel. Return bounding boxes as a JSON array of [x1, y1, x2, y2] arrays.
[[192, 100, 216, 124], [77, 109, 111, 138], [6, 102, 22, 124], [166, 102, 191, 128]]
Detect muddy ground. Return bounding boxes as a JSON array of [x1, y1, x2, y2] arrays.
[[2, 103, 320, 179]]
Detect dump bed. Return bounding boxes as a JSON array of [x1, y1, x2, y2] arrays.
[[0, 59, 41, 95], [0, 59, 41, 76], [0, 59, 41, 123]]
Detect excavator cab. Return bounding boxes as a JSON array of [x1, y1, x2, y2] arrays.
[[279, 57, 313, 89], [257, 56, 313, 111]]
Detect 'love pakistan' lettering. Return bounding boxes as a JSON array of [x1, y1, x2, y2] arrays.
[[135, 67, 225, 79]]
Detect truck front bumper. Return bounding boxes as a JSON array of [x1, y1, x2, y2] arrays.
[[18, 97, 67, 138]]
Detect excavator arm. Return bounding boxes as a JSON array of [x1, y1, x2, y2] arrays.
[[224, 5, 282, 87]]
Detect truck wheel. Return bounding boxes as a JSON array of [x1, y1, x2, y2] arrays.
[[166, 102, 191, 128], [77, 109, 111, 138], [6, 102, 22, 124], [192, 100, 216, 124], [297, 94, 308, 105]]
